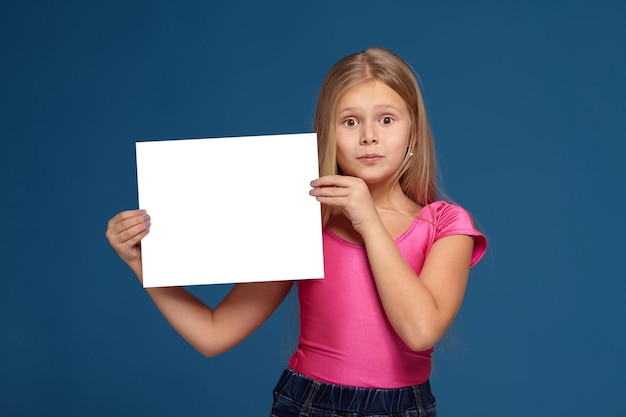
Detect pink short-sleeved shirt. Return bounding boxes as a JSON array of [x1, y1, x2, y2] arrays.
[[288, 201, 487, 388]]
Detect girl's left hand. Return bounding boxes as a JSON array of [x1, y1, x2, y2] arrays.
[[310, 175, 379, 234]]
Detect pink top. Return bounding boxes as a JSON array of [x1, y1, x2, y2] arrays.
[[288, 201, 487, 388]]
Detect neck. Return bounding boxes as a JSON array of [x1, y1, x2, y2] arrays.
[[367, 180, 414, 212]]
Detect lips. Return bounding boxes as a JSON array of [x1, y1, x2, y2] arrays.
[[357, 154, 384, 164]]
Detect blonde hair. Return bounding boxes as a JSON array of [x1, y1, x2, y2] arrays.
[[314, 47, 440, 224]]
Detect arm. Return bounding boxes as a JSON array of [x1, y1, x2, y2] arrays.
[[106, 210, 293, 357], [143, 281, 292, 357], [360, 222, 473, 351], [310, 176, 474, 351]]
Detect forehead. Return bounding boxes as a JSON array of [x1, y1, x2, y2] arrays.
[[337, 80, 407, 111]]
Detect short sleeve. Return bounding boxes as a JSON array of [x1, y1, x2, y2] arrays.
[[432, 202, 487, 267]]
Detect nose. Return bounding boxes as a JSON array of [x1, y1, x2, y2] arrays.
[[360, 121, 378, 144]]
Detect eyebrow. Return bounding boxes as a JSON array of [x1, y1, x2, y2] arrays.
[[337, 105, 402, 114]]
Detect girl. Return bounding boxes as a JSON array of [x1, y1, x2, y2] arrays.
[[106, 47, 487, 417]]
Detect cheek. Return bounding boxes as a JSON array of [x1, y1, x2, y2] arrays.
[[334, 136, 350, 157], [335, 148, 349, 170], [398, 127, 413, 151], [334, 141, 352, 172]]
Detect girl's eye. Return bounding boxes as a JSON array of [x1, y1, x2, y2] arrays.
[[343, 118, 358, 127], [380, 116, 393, 125]]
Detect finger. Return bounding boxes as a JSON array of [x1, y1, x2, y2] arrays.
[[116, 220, 150, 246], [309, 176, 363, 200], [118, 212, 150, 236], [312, 194, 348, 206], [109, 209, 146, 224], [309, 186, 351, 199], [107, 210, 144, 234], [109, 223, 150, 260], [106, 210, 150, 244], [310, 175, 358, 188]]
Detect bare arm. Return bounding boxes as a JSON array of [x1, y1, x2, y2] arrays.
[[311, 176, 474, 351], [143, 281, 292, 357], [106, 210, 293, 357], [360, 222, 473, 351]]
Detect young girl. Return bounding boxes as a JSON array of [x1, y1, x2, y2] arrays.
[[106, 47, 487, 417]]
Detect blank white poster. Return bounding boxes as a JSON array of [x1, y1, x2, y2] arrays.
[[136, 133, 324, 287]]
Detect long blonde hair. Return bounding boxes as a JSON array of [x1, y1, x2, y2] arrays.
[[314, 47, 440, 225]]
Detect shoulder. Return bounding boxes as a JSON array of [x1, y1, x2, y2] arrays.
[[420, 201, 474, 228], [420, 201, 487, 266]]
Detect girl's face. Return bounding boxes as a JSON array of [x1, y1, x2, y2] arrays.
[[335, 80, 411, 187]]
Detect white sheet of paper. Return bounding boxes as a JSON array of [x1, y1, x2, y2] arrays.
[[136, 133, 324, 288]]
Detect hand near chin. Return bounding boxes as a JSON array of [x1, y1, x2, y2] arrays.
[[310, 175, 379, 234]]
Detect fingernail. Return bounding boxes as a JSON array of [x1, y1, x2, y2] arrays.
[[139, 209, 146, 215]]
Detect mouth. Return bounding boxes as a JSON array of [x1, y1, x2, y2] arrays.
[[358, 154, 384, 164]]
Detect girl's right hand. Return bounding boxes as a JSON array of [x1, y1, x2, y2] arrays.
[[105, 209, 150, 274], [105, 209, 294, 358]]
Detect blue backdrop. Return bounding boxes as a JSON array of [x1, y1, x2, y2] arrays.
[[1, 1, 625, 416]]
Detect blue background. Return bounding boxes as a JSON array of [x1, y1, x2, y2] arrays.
[[1, 1, 625, 415]]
